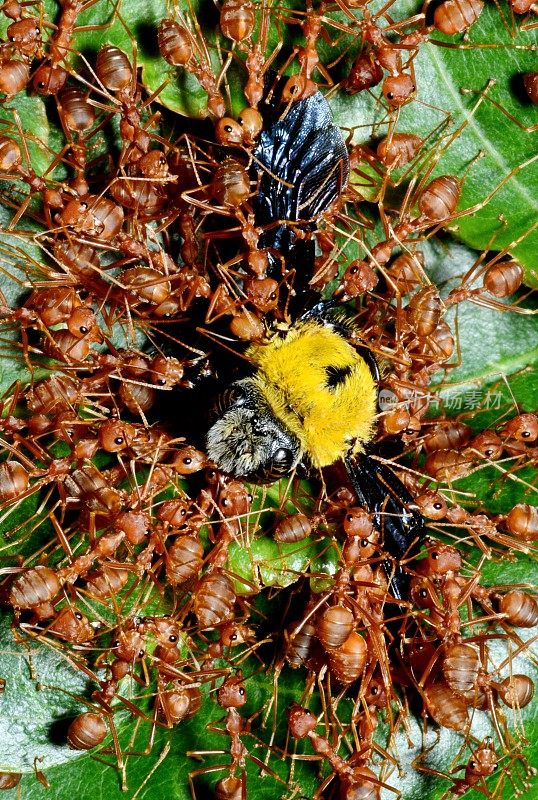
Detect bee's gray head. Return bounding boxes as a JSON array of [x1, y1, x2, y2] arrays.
[[206, 387, 301, 481]]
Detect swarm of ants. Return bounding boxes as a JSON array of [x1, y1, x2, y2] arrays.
[[0, 0, 536, 797]]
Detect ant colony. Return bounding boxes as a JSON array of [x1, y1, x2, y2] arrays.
[[0, 0, 536, 798]]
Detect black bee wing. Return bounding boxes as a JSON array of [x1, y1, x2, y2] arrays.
[[253, 92, 349, 224], [252, 92, 349, 275], [344, 453, 425, 599]]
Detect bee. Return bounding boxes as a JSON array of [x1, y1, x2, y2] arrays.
[[207, 86, 424, 595]]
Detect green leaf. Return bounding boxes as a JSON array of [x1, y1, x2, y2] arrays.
[[0, 613, 89, 773]]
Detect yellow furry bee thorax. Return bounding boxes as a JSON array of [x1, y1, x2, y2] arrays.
[[247, 321, 377, 468]]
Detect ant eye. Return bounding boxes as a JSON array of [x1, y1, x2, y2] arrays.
[[239, 687, 245, 695], [114, 436, 124, 445], [419, 589, 428, 598], [224, 125, 232, 132], [183, 457, 192, 464], [387, 92, 394, 99], [75, 612, 83, 620], [431, 552, 439, 559], [169, 635, 177, 642]]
